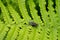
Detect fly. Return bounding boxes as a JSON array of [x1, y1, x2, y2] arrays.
[[29, 21, 38, 27]]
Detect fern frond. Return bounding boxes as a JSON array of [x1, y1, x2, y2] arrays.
[[0, 1, 12, 24], [18, 0, 31, 22], [0, 0, 60, 40]]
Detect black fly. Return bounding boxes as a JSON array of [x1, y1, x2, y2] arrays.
[[29, 21, 38, 27]]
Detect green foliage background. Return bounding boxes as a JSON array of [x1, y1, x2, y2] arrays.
[[0, 0, 60, 40]]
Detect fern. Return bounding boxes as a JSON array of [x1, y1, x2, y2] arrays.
[[0, 1, 12, 24], [0, 0, 60, 40]]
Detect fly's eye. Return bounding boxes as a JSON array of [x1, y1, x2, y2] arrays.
[[29, 21, 38, 27]]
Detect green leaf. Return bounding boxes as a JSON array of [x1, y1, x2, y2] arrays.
[[0, 0, 60, 40]]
